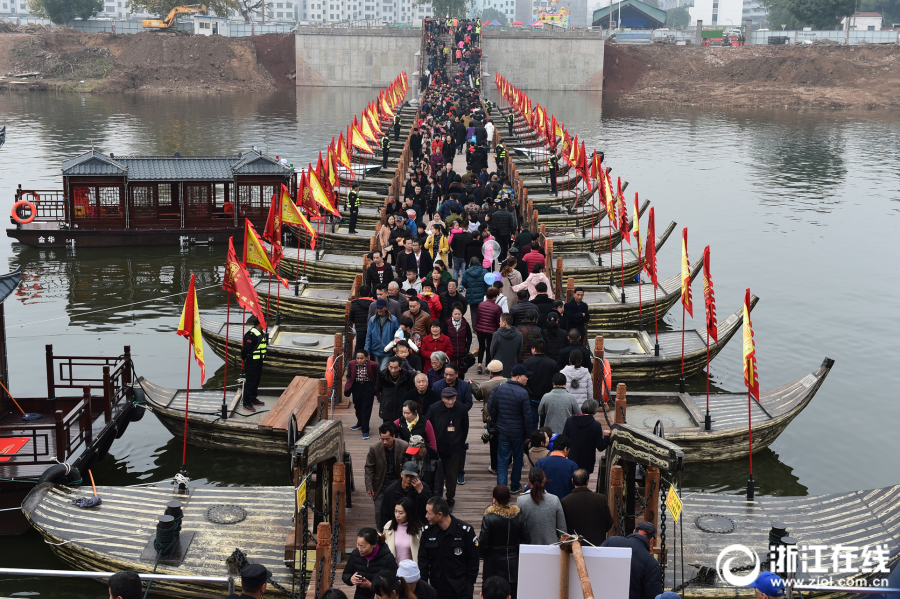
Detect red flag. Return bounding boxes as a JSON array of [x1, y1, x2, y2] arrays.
[[742, 288, 759, 400], [703, 245, 718, 344], [644, 207, 657, 286], [619, 190, 630, 244], [316, 152, 335, 204], [577, 141, 588, 180], [223, 237, 266, 330], [297, 170, 317, 215], [263, 186, 284, 269]]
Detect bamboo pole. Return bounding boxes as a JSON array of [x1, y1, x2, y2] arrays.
[[559, 544, 570, 599], [571, 539, 595, 599]]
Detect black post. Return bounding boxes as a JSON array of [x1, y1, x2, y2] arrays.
[[679, 376, 685, 393], [747, 473, 755, 501], [704, 411, 711, 431]]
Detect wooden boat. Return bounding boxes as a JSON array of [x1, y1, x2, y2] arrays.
[[255, 276, 359, 325], [601, 357, 833, 462], [21, 419, 349, 598], [287, 219, 376, 256], [547, 220, 676, 285], [7, 150, 294, 248], [540, 199, 649, 252], [551, 254, 702, 328], [524, 183, 600, 206], [138, 375, 330, 456], [0, 266, 142, 534], [277, 247, 365, 283], [592, 296, 758, 382], [200, 316, 347, 376]]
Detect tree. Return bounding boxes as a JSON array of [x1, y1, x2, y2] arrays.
[[125, 0, 240, 21], [480, 6, 507, 24], [665, 5, 689, 28], [415, 0, 473, 19], [760, 0, 855, 28], [26, 0, 102, 23]]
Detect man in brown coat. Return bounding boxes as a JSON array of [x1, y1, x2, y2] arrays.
[[402, 296, 432, 341], [364, 422, 409, 530], [560, 468, 613, 547]]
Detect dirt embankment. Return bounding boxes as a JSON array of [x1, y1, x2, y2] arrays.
[[603, 43, 900, 109], [0, 26, 296, 93]]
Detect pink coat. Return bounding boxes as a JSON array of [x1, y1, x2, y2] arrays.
[[513, 273, 554, 300]]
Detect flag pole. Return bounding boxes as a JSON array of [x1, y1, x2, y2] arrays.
[[221, 293, 230, 420], [747, 361, 754, 501], [182, 337, 191, 471], [653, 283, 659, 357], [680, 302, 686, 393], [705, 332, 711, 430], [619, 225, 625, 304]]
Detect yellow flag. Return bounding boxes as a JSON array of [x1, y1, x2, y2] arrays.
[[360, 112, 377, 142], [281, 192, 318, 249], [351, 124, 374, 154], [381, 94, 393, 117], [243, 219, 280, 279], [364, 108, 381, 139], [336, 134, 352, 169], [176, 273, 205, 383], [307, 164, 340, 217], [681, 227, 692, 316]]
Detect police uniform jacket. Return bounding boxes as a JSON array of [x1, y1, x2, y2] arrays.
[[418, 516, 480, 599]]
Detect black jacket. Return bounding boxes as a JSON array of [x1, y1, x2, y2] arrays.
[[564, 299, 591, 331], [425, 400, 469, 455], [478, 504, 530, 585], [409, 443, 443, 492], [600, 533, 663, 599], [558, 341, 594, 373], [541, 326, 569, 362], [418, 516, 480, 599], [560, 487, 613, 548], [349, 298, 375, 337], [449, 230, 473, 258], [402, 388, 442, 420], [379, 478, 435, 527], [562, 414, 610, 474], [376, 369, 415, 422], [439, 291, 466, 322], [510, 300, 538, 327], [522, 354, 559, 402], [341, 542, 399, 599], [365, 262, 395, 289], [490, 208, 514, 236]]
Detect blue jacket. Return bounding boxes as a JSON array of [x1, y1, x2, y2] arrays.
[[365, 313, 399, 358], [431, 378, 473, 412], [488, 380, 531, 440], [460, 264, 488, 305], [534, 454, 578, 500]]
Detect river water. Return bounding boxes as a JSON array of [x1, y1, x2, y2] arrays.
[[0, 88, 898, 597]]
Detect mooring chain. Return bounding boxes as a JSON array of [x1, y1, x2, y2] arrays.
[[298, 503, 311, 595], [659, 482, 668, 583], [313, 556, 326, 599], [329, 490, 342, 587]]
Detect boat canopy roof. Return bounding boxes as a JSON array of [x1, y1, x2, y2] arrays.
[[61, 150, 293, 182]]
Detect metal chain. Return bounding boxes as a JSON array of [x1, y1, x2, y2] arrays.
[[614, 494, 627, 537], [313, 556, 325, 599], [298, 503, 311, 595], [329, 490, 342, 588], [659, 481, 668, 583]]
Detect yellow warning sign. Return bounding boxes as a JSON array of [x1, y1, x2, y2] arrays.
[[666, 486, 683, 523], [296, 480, 307, 512]]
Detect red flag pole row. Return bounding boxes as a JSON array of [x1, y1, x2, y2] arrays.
[[222, 292, 230, 419]]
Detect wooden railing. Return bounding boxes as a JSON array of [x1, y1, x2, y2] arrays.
[[15, 188, 67, 223]]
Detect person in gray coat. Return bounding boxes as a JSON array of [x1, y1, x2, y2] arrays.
[[538, 373, 582, 434], [490, 313, 522, 378], [515, 467, 567, 545]]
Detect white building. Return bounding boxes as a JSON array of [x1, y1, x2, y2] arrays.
[[689, 0, 741, 28], [742, 0, 765, 27], [474, 0, 516, 22], [298, 0, 433, 22], [659, 0, 693, 10], [840, 12, 883, 31]]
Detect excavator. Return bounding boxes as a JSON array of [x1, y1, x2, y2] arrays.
[[142, 4, 208, 29]]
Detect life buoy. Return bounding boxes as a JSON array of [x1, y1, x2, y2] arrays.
[[326, 356, 335, 387], [37, 462, 79, 485], [11, 199, 36, 224], [601, 359, 612, 403]]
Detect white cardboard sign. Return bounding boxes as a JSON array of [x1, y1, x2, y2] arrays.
[[517, 544, 632, 599]]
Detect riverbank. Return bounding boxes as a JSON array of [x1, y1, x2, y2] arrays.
[[604, 43, 900, 109], [0, 27, 295, 92]]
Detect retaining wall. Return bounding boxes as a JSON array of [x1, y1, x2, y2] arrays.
[[294, 29, 419, 87], [481, 30, 605, 90]]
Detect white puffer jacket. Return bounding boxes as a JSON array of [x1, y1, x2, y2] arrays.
[[561, 365, 593, 404]]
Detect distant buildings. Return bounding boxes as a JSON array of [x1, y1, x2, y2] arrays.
[[840, 12, 883, 31], [688, 0, 740, 27]]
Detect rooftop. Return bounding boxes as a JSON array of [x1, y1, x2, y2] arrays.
[[61, 150, 293, 181]]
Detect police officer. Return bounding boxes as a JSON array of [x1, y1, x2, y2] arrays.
[[418, 496, 479, 599], [381, 133, 391, 169], [506, 111, 514, 138], [485, 99, 493, 115], [347, 181, 361, 234], [240, 316, 267, 412], [393, 114, 402, 142], [547, 147, 559, 197], [225, 563, 271, 599], [494, 140, 506, 172]]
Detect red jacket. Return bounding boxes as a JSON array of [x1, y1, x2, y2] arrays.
[[422, 291, 443, 320], [522, 250, 546, 275], [420, 334, 453, 369]]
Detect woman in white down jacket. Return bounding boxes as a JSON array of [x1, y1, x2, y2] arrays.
[[560, 351, 593, 404]]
